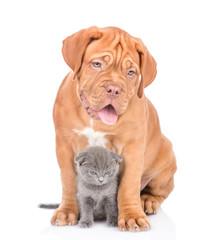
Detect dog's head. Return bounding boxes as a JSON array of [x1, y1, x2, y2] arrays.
[[62, 26, 157, 125]]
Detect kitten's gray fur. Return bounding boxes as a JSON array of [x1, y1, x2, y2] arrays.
[[75, 146, 122, 228]]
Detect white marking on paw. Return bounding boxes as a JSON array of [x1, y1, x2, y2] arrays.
[[73, 127, 108, 147]]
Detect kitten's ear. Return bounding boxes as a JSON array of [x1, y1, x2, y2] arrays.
[[75, 151, 87, 166], [110, 151, 122, 164]]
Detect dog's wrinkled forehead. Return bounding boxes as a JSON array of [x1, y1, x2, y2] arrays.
[[83, 31, 140, 68]]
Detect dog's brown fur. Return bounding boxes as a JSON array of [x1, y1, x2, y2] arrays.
[[51, 26, 176, 232]]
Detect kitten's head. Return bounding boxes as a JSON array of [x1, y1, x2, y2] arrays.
[[75, 146, 122, 185]]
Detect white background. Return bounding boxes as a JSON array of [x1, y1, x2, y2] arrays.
[[0, 0, 220, 239]]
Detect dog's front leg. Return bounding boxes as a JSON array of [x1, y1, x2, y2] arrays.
[[50, 136, 78, 226], [117, 144, 150, 232]]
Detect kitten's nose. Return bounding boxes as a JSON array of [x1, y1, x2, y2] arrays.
[[98, 176, 104, 182]]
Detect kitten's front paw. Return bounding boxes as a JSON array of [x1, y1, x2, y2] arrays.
[[107, 217, 118, 227], [78, 220, 93, 228]]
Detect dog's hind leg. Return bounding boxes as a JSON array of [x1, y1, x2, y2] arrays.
[[141, 152, 176, 214]]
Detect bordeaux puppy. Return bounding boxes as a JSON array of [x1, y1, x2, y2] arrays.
[[51, 26, 177, 232]]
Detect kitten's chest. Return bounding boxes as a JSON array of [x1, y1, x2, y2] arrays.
[[93, 192, 105, 207], [82, 184, 114, 206], [90, 186, 111, 201]]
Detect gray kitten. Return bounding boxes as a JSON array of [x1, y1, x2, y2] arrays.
[[75, 146, 122, 228]]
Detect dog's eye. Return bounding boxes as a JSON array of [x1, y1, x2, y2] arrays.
[[127, 70, 136, 76], [89, 171, 97, 176], [92, 62, 102, 68]]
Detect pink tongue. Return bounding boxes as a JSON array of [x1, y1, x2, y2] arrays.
[[97, 105, 118, 125]]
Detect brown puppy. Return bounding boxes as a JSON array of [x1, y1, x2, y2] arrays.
[[51, 26, 177, 232]]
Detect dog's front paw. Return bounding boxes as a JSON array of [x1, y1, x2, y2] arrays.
[[118, 208, 151, 232], [78, 220, 93, 228], [51, 206, 78, 226]]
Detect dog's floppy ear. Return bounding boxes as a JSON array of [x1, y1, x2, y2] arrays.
[[135, 39, 157, 98], [62, 26, 102, 78]]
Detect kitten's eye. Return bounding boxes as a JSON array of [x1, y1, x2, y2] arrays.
[[105, 171, 111, 176], [91, 62, 102, 68], [89, 171, 97, 176]]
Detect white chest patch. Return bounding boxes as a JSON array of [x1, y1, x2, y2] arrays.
[[73, 127, 108, 147]]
